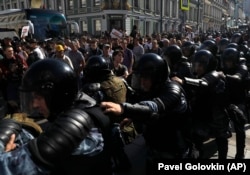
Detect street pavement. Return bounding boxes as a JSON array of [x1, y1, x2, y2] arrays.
[[210, 123, 250, 159], [115, 124, 250, 175]]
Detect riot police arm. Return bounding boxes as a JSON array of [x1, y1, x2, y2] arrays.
[[28, 108, 93, 168], [183, 77, 208, 87], [183, 71, 224, 89], [0, 118, 22, 152], [224, 65, 248, 83], [102, 82, 186, 122]]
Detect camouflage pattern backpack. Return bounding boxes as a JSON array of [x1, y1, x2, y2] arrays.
[[101, 75, 127, 104]]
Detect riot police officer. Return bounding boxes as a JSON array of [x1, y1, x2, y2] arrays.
[[163, 44, 193, 79], [172, 50, 230, 159], [230, 32, 243, 45], [82, 55, 133, 171], [181, 41, 196, 62], [220, 48, 248, 159], [0, 59, 112, 175], [101, 53, 192, 174], [217, 38, 230, 70], [82, 55, 127, 104], [218, 38, 230, 55], [199, 39, 218, 57]]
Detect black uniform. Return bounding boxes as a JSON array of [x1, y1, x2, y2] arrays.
[[118, 53, 192, 174], [181, 50, 229, 159], [0, 59, 112, 175], [221, 48, 248, 159]]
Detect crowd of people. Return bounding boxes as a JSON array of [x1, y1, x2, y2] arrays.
[[0, 27, 249, 175]]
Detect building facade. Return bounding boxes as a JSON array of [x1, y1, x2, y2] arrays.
[[0, 0, 247, 36]]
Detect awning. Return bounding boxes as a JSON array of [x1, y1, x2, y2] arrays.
[[0, 31, 18, 39]]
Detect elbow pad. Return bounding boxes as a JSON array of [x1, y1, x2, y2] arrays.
[[122, 103, 153, 121], [28, 109, 93, 168], [0, 118, 22, 146]]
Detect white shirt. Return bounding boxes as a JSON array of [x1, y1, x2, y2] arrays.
[[34, 47, 46, 59]]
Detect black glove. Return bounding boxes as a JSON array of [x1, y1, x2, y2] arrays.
[[0, 118, 22, 146]]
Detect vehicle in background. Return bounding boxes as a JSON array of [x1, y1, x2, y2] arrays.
[[0, 8, 79, 40]]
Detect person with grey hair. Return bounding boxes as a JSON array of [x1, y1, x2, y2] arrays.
[[68, 40, 85, 88]]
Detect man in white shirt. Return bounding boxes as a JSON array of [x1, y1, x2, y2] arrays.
[[29, 39, 46, 59]]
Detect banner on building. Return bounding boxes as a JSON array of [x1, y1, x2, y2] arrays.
[[180, 0, 190, 11]]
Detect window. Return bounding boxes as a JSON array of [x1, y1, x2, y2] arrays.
[[7, 4, 10, 9], [20, 1, 25, 9], [94, 0, 100, 6], [154, 22, 159, 33], [81, 20, 88, 32], [13, 3, 17, 8], [94, 19, 101, 32], [81, 0, 86, 8], [172, 0, 177, 18], [146, 21, 150, 35], [47, 0, 53, 9], [69, 0, 73, 10], [146, 0, 150, 10], [164, 0, 169, 16], [134, 0, 139, 8], [155, 0, 161, 14], [57, 0, 62, 11]]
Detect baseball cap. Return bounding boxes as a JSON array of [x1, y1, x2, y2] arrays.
[[55, 44, 64, 51]]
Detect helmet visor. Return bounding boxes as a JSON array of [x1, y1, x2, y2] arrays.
[[19, 90, 49, 118]]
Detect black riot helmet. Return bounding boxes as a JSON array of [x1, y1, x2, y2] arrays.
[[238, 44, 249, 55], [84, 55, 111, 82], [218, 38, 230, 54], [199, 40, 218, 56], [133, 53, 169, 85], [193, 49, 217, 75], [221, 48, 240, 68], [226, 43, 238, 50], [230, 32, 242, 44], [163, 45, 183, 65], [19, 59, 78, 121], [181, 41, 196, 58]]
